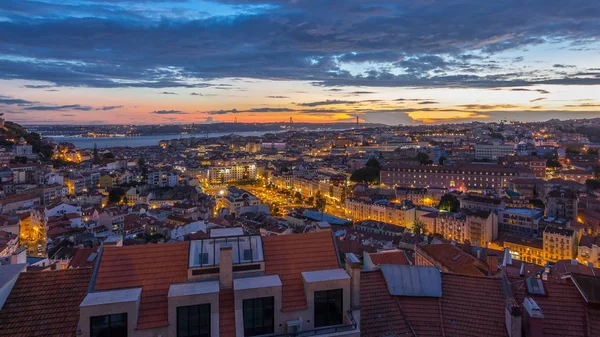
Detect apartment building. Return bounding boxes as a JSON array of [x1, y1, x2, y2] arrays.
[[25, 202, 82, 256], [380, 163, 534, 190], [474, 143, 515, 160], [394, 187, 446, 207], [206, 161, 257, 186], [498, 208, 544, 237], [578, 235, 600, 267], [460, 194, 506, 212], [344, 199, 416, 228], [498, 155, 546, 178], [434, 210, 497, 244], [77, 231, 360, 337], [545, 189, 578, 221], [543, 226, 578, 262], [502, 236, 544, 265], [218, 186, 265, 217], [64, 175, 86, 195], [148, 170, 179, 187]]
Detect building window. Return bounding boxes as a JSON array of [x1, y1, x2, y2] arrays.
[[177, 304, 211, 337], [314, 289, 343, 327], [243, 297, 274, 336], [90, 313, 127, 337]]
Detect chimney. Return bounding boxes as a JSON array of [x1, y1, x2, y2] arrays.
[[487, 255, 498, 274], [519, 263, 525, 277], [11, 247, 27, 265], [219, 244, 233, 289], [523, 298, 544, 337], [476, 249, 482, 260], [345, 253, 361, 310], [505, 297, 522, 337]]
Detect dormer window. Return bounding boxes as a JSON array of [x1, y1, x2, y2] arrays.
[[90, 313, 127, 337], [177, 304, 210, 337], [314, 289, 343, 327]]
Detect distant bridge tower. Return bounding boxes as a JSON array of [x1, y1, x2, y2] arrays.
[[234, 117, 238, 123], [290, 117, 293, 124], [356, 116, 359, 128]]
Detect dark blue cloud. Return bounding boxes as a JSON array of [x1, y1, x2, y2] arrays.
[[24, 104, 93, 111], [151, 109, 187, 114], [97, 105, 123, 110], [0, 96, 36, 105], [0, 0, 599, 89]]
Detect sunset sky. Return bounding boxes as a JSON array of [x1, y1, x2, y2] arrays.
[[0, 0, 599, 125]]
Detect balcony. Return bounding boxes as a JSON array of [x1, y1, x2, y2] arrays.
[[271, 310, 358, 337], [189, 235, 264, 269]]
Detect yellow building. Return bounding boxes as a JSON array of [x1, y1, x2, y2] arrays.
[[99, 174, 115, 188], [503, 236, 544, 265], [543, 227, 578, 262]]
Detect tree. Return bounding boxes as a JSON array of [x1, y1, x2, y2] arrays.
[[365, 157, 381, 169], [92, 143, 100, 164], [586, 179, 600, 190], [315, 192, 327, 221], [350, 167, 380, 184], [307, 196, 315, 205], [438, 194, 460, 212], [438, 156, 447, 166], [412, 219, 427, 236], [102, 152, 115, 160], [530, 199, 545, 208], [108, 188, 126, 204], [416, 152, 433, 165], [294, 191, 303, 202], [546, 159, 562, 168], [138, 157, 148, 181], [594, 166, 600, 179], [340, 187, 347, 203]]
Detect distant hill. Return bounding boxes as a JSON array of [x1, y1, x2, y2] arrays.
[[0, 120, 53, 159]]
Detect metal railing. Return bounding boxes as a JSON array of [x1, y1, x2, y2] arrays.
[[271, 310, 358, 337]]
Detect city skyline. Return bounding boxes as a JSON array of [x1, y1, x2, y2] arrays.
[[1, 0, 599, 125]]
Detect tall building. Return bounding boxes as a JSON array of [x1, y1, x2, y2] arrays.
[[206, 161, 257, 186], [498, 208, 544, 237], [380, 163, 535, 190], [217, 186, 265, 217], [474, 143, 515, 160], [545, 189, 578, 221], [543, 226, 578, 262], [344, 199, 416, 228]]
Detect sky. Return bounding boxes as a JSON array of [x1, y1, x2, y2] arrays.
[[0, 0, 599, 125]]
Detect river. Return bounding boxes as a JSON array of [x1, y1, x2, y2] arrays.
[[51, 130, 284, 149]]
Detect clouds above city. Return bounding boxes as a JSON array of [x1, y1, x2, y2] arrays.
[[0, 0, 599, 124]]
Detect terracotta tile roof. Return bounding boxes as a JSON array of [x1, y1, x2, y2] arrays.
[[510, 275, 600, 337], [263, 231, 339, 312], [94, 242, 189, 330], [0, 268, 93, 337], [368, 250, 410, 266], [418, 244, 491, 276], [360, 270, 508, 337], [68, 247, 99, 268]]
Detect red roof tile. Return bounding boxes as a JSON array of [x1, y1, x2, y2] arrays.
[[262, 231, 339, 312], [0, 268, 93, 337], [67, 247, 98, 268], [418, 244, 491, 276], [511, 276, 594, 337], [360, 270, 508, 337], [94, 242, 189, 330], [368, 250, 410, 266]]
